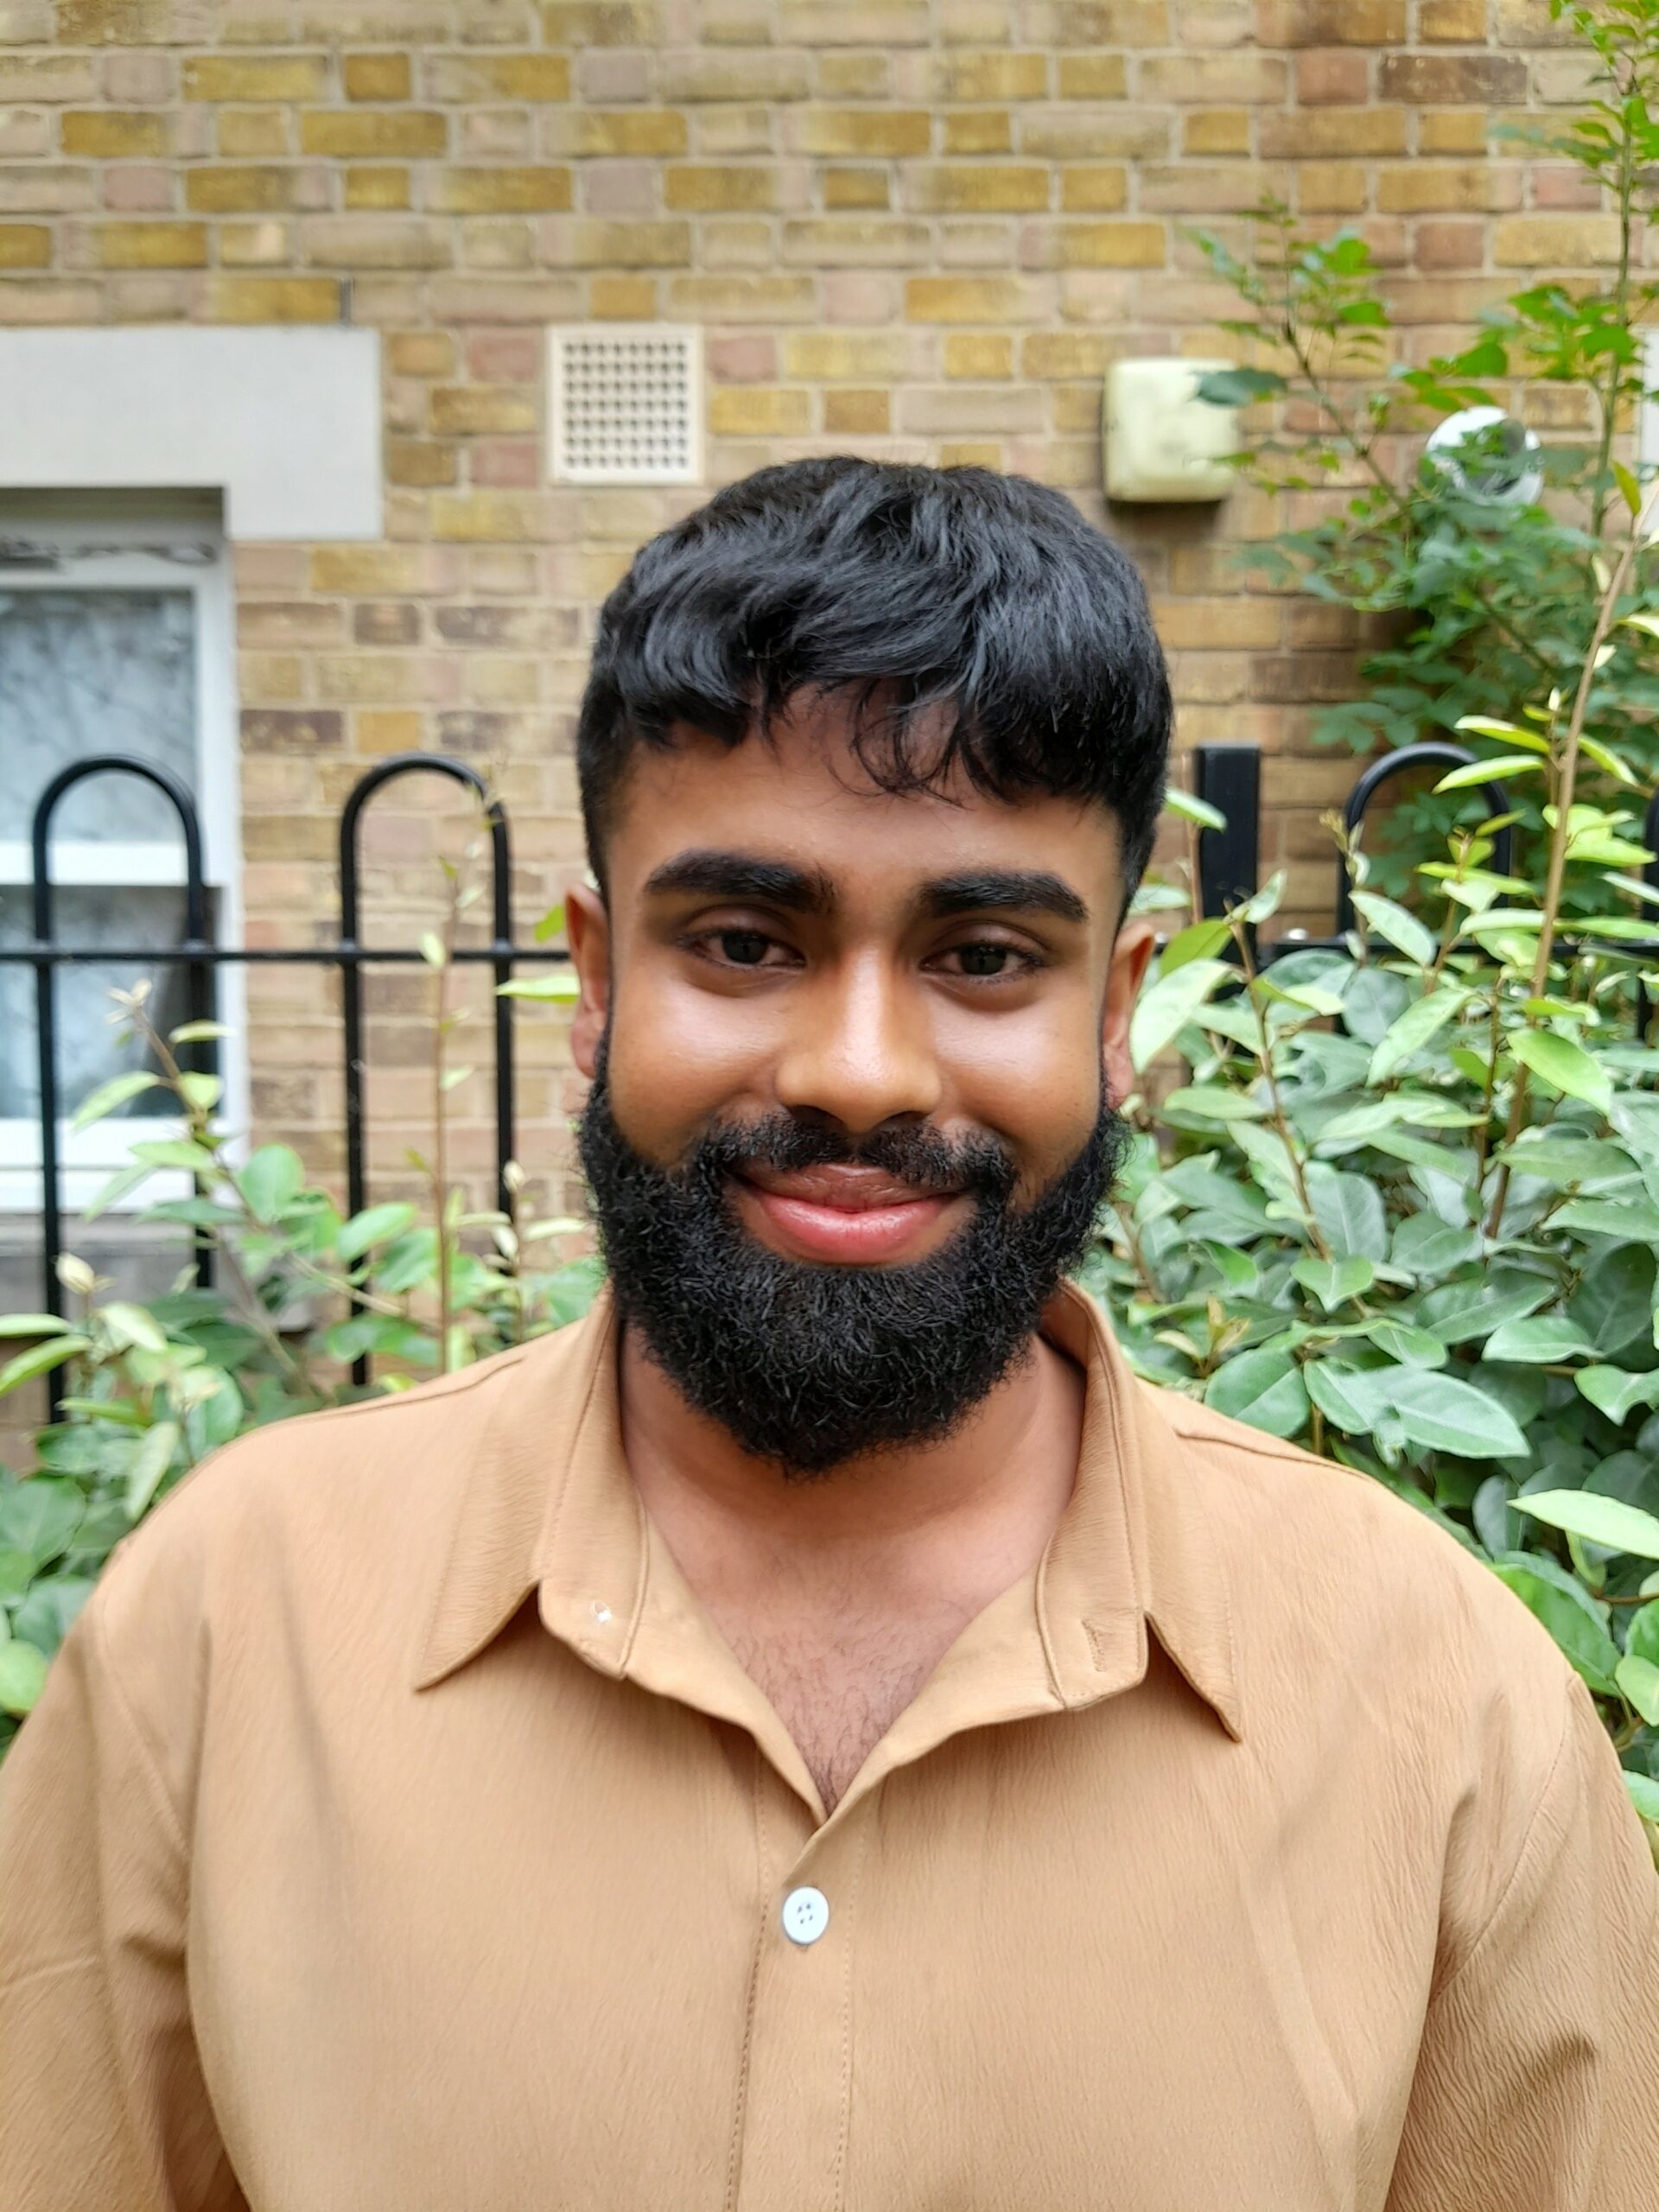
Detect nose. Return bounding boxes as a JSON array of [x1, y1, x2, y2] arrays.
[[771, 949, 944, 1135]]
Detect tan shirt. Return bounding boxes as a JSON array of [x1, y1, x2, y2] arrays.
[[3, 1279, 1656, 2212]]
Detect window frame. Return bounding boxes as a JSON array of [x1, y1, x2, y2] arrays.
[[0, 497, 248, 1215]]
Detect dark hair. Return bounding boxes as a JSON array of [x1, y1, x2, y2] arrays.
[[575, 456, 1172, 901]]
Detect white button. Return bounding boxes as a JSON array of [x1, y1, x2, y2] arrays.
[[780, 1885, 830, 1946]]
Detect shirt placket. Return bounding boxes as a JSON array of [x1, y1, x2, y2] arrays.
[[727, 1783, 873, 2212]]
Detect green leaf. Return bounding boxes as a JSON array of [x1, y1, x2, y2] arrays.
[[11, 1576, 92, 1658], [1554, 1198, 1659, 1242], [1516, 1490, 1659, 1561], [1292, 1255, 1375, 1311], [1388, 1369, 1530, 1460], [79, 1160, 155, 1224], [0, 1546, 34, 1599], [0, 1313, 78, 1338], [1509, 1029, 1612, 1113], [1576, 1366, 1659, 1423], [1194, 365, 1287, 406], [175, 1071, 222, 1114], [1163, 788, 1228, 832], [496, 972, 582, 1001], [1236, 871, 1287, 927], [1625, 1773, 1659, 1823], [1349, 891, 1437, 967], [1369, 988, 1470, 1084], [1617, 1656, 1659, 1726], [1363, 1319, 1447, 1369], [336, 1202, 418, 1264], [1418, 1270, 1552, 1348], [1482, 1315, 1595, 1364], [1627, 1601, 1659, 1669], [1491, 1564, 1621, 1695], [1129, 958, 1232, 1072], [1205, 1348, 1309, 1440], [0, 1477, 84, 1568], [419, 930, 447, 969], [168, 1019, 232, 1046], [124, 1420, 180, 1522], [1433, 754, 1548, 792], [0, 1639, 49, 1716], [1160, 1085, 1266, 1123], [1159, 917, 1233, 973], [531, 901, 566, 944], [1306, 1164, 1389, 1262], [1615, 458, 1642, 515], [238, 1143, 306, 1224], [0, 1335, 90, 1399], [69, 1069, 160, 1131], [1452, 715, 1540, 744], [1304, 1361, 1382, 1434], [1390, 1213, 1481, 1275], [100, 1301, 168, 1355]]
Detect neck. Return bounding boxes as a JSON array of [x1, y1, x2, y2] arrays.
[[617, 1302, 1087, 1607]]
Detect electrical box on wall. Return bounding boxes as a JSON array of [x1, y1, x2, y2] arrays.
[[1103, 358, 1239, 504]]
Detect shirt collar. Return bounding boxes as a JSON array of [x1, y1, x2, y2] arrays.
[[412, 1276, 1243, 1745]]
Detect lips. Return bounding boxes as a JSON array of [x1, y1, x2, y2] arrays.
[[730, 1162, 963, 1262]]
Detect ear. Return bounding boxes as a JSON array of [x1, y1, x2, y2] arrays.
[[564, 881, 612, 1080], [1101, 914, 1158, 1107]]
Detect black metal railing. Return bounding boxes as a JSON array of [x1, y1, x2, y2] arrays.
[[6, 739, 1658, 1419]]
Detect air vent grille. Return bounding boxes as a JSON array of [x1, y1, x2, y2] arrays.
[[547, 325, 702, 486]]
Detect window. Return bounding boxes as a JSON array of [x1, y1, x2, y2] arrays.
[[0, 495, 246, 1219]]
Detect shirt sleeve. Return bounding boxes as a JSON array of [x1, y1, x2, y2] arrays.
[[1387, 1670, 1659, 2209], [0, 1584, 243, 2212]]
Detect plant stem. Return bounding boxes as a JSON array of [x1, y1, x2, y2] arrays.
[[1236, 918, 1333, 1259]]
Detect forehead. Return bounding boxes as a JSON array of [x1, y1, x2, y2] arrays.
[[605, 702, 1124, 915]]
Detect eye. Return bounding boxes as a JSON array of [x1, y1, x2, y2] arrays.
[[680, 925, 797, 971], [938, 940, 1044, 982]]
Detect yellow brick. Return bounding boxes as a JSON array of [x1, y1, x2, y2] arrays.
[[387, 439, 459, 486], [938, 442, 1004, 467], [345, 167, 410, 209], [1052, 383, 1103, 434], [434, 167, 573, 213], [824, 388, 889, 434], [218, 110, 290, 157], [301, 111, 447, 158], [943, 111, 1011, 155], [1419, 111, 1489, 155], [60, 111, 168, 156], [825, 166, 889, 208], [186, 166, 296, 213], [389, 331, 456, 376], [1298, 162, 1368, 213], [1421, 0, 1485, 32], [784, 329, 907, 378], [207, 276, 341, 322], [311, 546, 422, 593], [669, 273, 817, 319], [356, 709, 425, 755], [1494, 214, 1619, 265], [909, 165, 1048, 212], [215, 218, 289, 264], [906, 275, 1023, 320], [1184, 109, 1249, 156], [96, 221, 207, 268], [664, 165, 778, 211], [344, 52, 412, 100], [1060, 164, 1127, 212], [944, 332, 1014, 377], [1023, 331, 1108, 377], [589, 272, 656, 316], [541, 0, 658, 39], [1378, 163, 1514, 213], [184, 56, 330, 102], [431, 385, 538, 433], [933, 53, 1047, 99], [708, 385, 812, 435], [430, 492, 549, 540], [426, 54, 572, 100], [798, 109, 931, 156], [559, 219, 689, 266], [818, 54, 888, 97], [1057, 54, 1128, 97], [0, 226, 50, 269], [1057, 220, 1165, 265], [566, 111, 686, 156]]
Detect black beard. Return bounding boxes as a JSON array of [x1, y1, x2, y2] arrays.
[[575, 1038, 1128, 1482]]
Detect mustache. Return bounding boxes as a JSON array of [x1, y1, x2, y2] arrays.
[[683, 1109, 1020, 1204]]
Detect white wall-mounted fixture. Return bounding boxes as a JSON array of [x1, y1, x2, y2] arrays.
[[0, 327, 381, 539], [1103, 357, 1239, 503], [548, 324, 702, 486], [1424, 404, 1542, 508]]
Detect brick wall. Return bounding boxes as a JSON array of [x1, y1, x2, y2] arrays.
[[0, 0, 1595, 1226]]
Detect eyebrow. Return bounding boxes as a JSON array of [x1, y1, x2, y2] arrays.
[[641, 850, 1090, 927]]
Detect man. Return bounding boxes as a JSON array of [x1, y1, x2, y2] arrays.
[[1, 459, 1655, 2211]]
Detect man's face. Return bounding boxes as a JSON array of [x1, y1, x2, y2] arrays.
[[565, 692, 1155, 1477]]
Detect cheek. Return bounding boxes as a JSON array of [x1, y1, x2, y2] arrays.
[[602, 964, 778, 1152], [934, 997, 1105, 1159]]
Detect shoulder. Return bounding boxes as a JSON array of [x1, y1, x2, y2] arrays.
[[1143, 1376, 1580, 1750]]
